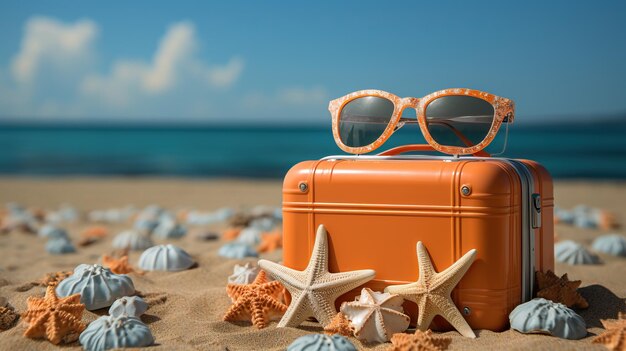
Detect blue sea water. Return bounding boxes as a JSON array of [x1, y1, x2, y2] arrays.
[[0, 121, 625, 179]]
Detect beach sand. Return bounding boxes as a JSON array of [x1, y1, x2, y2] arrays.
[[0, 177, 624, 350]]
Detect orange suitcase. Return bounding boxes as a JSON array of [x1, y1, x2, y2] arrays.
[[281, 149, 554, 331]]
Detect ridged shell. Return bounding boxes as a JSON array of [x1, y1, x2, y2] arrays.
[[45, 237, 76, 254], [227, 263, 260, 284], [287, 334, 357, 351], [38, 224, 69, 239], [555, 240, 599, 265], [112, 230, 153, 251], [218, 242, 258, 259], [138, 244, 194, 271], [79, 315, 154, 351], [56, 264, 135, 310], [109, 296, 148, 318], [509, 298, 587, 340], [592, 234, 626, 257], [236, 227, 262, 246], [152, 217, 187, 239]]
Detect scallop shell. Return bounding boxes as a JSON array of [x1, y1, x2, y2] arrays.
[[592, 234, 626, 257], [218, 242, 258, 259], [287, 334, 357, 351], [38, 224, 69, 239], [138, 244, 194, 271], [235, 227, 263, 246], [228, 263, 260, 284], [112, 230, 153, 251], [56, 264, 135, 310], [79, 315, 154, 351], [45, 237, 76, 254], [555, 240, 599, 265], [109, 296, 148, 318], [509, 298, 587, 340], [152, 217, 187, 239]]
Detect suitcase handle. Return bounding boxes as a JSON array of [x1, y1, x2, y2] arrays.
[[377, 144, 491, 157]]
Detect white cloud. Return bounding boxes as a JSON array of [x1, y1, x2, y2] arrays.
[[11, 16, 98, 84], [81, 21, 244, 105]]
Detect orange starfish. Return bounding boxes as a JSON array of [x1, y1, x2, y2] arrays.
[[223, 270, 287, 329], [535, 270, 588, 309], [21, 285, 86, 344], [222, 227, 242, 241], [387, 330, 452, 351], [324, 312, 354, 337], [102, 254, 139, 274], [593, 312, 626, 351], [38, 270, 73, 287], [257, 231, 282, 253], [81, 225, 109, 239]]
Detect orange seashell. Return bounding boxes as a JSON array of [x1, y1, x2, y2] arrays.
[[222, 227, 242, 241], [80, 226, 109, 239], [257, 231, 282, 253]]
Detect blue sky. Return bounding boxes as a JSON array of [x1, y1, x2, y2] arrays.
[[0, 1, 625, 125]]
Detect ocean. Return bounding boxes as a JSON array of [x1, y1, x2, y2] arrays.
[[1, 122, 625, 179]]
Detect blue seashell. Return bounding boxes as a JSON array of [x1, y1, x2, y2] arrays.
[[287, 334, 357, 351], [79, 315, 154, 351], [45, 237, 75, 254], [152, 217, 187, 239], [109, 296, 148, 318], [592, 234, 626, 257], [56, 264, 135, 310], [509, 298, 587, 340], [138, 244, 194, 271], [112, 230, 153, 251], [249, 217, 277, 232], [38, 224, 69, 239], [555, 240, 599, 265], [236, 227, 263, 246], [218, 242, 258, 259]]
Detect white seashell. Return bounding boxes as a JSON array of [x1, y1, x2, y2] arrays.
[[218, 242, 258, 259], [509, 298, 587, 340], [152, 217, 187, 239], [249, 217, 277, 232], [46, 237, 76, 254], [109, 296, 148, 318], [235, 227, 262, 246], [79, 315, 154, 351], [38, 224, 69, 239], [112, 230, 153, 251], [228, 263, 260, 284], [555, 240, 599, 265], [592, 234, 626, 257], [340, 288, 410, 343], [138, 244, 194, 271], [287, 334, 357, 351], [56, 264, 135, 310]]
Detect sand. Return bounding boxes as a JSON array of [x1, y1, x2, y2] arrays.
[[0, 177, 624, 350]]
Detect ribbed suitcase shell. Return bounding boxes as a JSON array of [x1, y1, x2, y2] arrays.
[[282, 156, 554, 331]]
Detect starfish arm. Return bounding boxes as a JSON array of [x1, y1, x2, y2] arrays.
[[429, 249, 476, 294], [416, 242, 436, 282], [415, 296, 437, 332], [431, 294, 476, 338], [23, 311, 50, 339], [309, 290, 341, 326], [277, 291, 313, 328], [250, 299, 270, 329], [223, 300, 248, 322], [58, 304, 85, 318], [384, 282, 420, 304], [313, 270, 376, 297], [258, 260, 305, 293], [305, 225, 330, 281]]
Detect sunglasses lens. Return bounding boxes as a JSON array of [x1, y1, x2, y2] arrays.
[[339, 96, 394, 148], [425, 96, 495, 149]]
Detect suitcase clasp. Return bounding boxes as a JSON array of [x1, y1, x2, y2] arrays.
[[531, 193, 541, 229]]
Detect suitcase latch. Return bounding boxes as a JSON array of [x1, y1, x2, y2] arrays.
[[531, 193, 541, 229]]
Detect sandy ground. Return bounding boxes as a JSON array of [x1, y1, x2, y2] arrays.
[[0, 177, 624, 351]]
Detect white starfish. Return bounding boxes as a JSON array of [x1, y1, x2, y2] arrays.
[[258, 224, 375, 327], [385, 241, 477, 338]]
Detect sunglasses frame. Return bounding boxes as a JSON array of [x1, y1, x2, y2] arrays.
[[328, 88, 515, 155]]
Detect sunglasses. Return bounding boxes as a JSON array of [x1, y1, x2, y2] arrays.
[[328, 88, 515, 156]]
